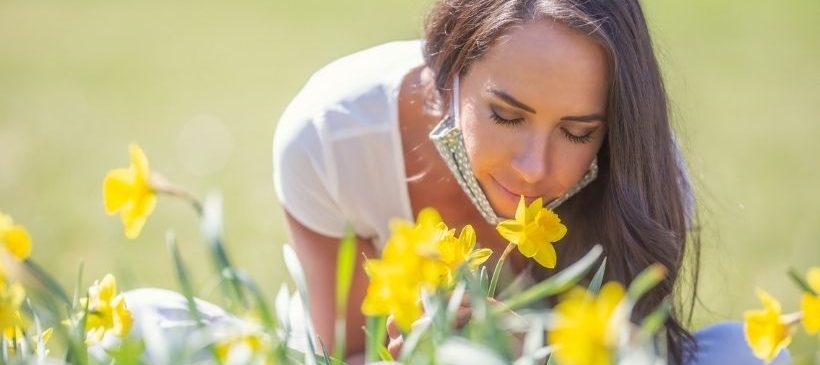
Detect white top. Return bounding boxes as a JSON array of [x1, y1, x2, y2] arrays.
[[272, 39, 425, 250]]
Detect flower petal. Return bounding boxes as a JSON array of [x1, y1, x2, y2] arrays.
[[416, 207, 442, 228], [98, 274, 118, 301], [801, 293, 820, 334], [532, 243, 557, 268], [3, 225, 32, 260], [514, 195, 527, 222], [496, 221, 523, 243], [121, 193, 156, 239], [517, 238, 537, 258], [459, 225, 476, 252], [468, 248, 493, 269], [103, 169, 135, 214], [128, 143, 150, 180], [806, 267, 820, 294], [525, 198, 543, 221], [755, 288, 782, 313]]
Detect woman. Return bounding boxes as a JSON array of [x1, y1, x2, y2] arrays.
[[272, 1, 791, 364]]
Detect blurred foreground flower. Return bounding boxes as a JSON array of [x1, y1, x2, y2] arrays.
[[103, 143, 157, 239], [743, 288, 795, 363], [0, 211, 32, 261], [496, 196, 566, 269], [362, 208, 492, 331], [0, 281, 27, 334], [439, 224, 492, 285], [215, 330, 272, 365], [800, 267, 820, 334], [548, 282, 626, 365], [77, 274, 133, 344]]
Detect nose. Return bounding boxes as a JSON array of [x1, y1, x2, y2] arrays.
[[510, 133, 550, 185]]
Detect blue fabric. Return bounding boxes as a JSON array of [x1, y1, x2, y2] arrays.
[[686, 321, 791, 365]]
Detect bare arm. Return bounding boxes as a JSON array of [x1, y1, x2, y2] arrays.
[[283, 211, 375, 364]]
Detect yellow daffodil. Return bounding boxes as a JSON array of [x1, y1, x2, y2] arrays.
[[743, 288, 792, 363], [0, 281, 27, 334], [438, 225, 492, 285], [362, 209, 445, 330], [496, 196, 567, 268], [548, 282, 626, 365], [79, 274, 133, 344], [215, 331, 271, 365], [0, 211, 32, 261], [361, 258, 424, 331], [801, 267, 820, 335], [103, 143, 156, 239], [363, 208, 492, 330]]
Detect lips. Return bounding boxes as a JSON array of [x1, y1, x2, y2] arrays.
[[490, 175, 540, 202]]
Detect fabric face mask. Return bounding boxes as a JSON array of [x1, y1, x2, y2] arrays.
[[428, 75, 599, 225]]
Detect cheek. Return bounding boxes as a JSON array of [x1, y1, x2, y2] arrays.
[[549, 137, 604, 191], [459, 110, 514, 173]]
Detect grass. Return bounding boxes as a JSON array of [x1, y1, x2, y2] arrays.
[[0, 0, 818, 358]]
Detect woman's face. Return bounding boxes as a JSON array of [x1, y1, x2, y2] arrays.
[[456, 18, 610, 218]]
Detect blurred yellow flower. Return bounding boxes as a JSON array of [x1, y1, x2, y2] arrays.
[[438, 224, 492, 285], [215, 331, 271, 365], [0, 281, 27, 334], [5, 326, 52, 356], [361, 259, 422, 331], [496, 196, 567, 268], [80, 274, 133, 344], [548, 282, 625, 365], [0, 211, 32, 261], [363, 208, 491, 330], [103, 143, 156, 239], [744, 288, 792, 363], [382, 208, 450, 288], [800, 267, 820, 335]]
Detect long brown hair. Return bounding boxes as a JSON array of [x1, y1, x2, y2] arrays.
[[422, 0, 701, 363]]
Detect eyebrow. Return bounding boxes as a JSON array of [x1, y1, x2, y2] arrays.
[[489, 88, 536, 114], [488, 87, 606, 123]]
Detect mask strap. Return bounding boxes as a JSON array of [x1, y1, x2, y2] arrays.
[[451, 75, 461, 126]]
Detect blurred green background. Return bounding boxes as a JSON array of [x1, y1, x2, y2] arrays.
[[1, 0, 818, 358]]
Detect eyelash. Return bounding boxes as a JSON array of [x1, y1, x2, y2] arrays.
[[489, 110, 595, 144]]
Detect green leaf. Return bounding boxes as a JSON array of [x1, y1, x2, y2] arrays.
[[166, 230, 222, 363], [200, 191, 246, 309], [627, 263, 667, 302], [23, 260, 72, 306], [106, 337, 147, 365], [638, 298, 670, 341], [365, 315, 388, 363], [398, 316, 432, 360], [588, 257, 607, 295], [498, 245, 603, 313], [334, 226, 357, 361], [282, 244, 319, 365], [487, 253, 507, 297], [228, 269, 278, 330], [788, 268, 818, 295]]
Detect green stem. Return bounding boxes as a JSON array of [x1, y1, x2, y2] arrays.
[[487, 243, 515, 297]]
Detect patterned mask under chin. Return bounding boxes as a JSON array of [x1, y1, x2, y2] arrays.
[[427, 75, 599, 225]]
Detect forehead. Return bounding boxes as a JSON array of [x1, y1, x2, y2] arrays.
[[468, 18, 610, 114]]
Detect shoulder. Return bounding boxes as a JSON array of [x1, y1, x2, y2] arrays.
[[272, 39, 423, 239], [275, 39, 425, 141], [273, 39, 424, 183]]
